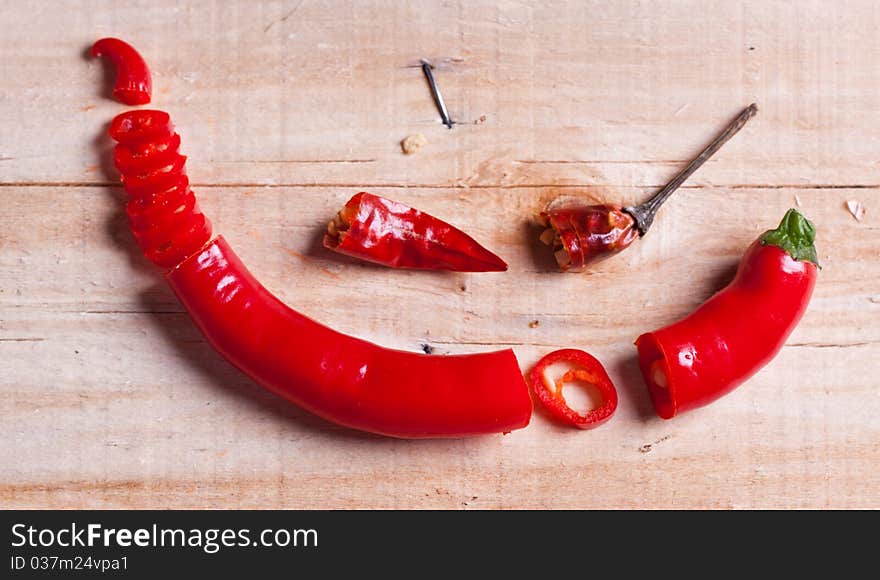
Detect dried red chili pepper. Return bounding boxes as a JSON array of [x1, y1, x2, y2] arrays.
[[539, 104, 757, 271], [529, 349, 618, 429], [324, 192, 508, 272], [635, 208, 819, 419], [92, 38, 152, 105], [108, 109, 531, 438], [538, 205, 638, 270]]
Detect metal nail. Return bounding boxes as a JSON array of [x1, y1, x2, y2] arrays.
[[421, 59, 453, 129]]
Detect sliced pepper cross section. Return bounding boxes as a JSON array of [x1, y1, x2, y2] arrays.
[[529, 349, 618, 429]]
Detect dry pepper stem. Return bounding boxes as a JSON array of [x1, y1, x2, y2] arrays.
[[538, 103, 758, 271]]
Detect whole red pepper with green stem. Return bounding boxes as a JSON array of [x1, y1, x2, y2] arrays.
[[539, 104, 758, 270], [636, 208, 819, 419]]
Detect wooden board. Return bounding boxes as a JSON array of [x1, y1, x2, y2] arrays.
[[1, 0, 877, 509]]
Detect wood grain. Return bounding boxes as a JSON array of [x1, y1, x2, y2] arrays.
[[1, 0, 878, 508]]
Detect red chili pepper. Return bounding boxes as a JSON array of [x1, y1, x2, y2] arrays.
[[170, 237, 531, 437], [528, 349, 618, 429], [108, 110, 531, 438], [635, 209, 819, 419], [92, 38, 152, 105], [324, 192, 508, 272], [538, 205, 638, 271], [109, 110, 211, 268]]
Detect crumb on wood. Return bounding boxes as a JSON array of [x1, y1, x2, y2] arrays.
[[639, 434, 672, 454], [845, 199, 865, 222], [528, 320, 540, 328], [794, 194, 802, 207], [401, 133, 428, 155], [420, 343, 434, 355], [474, 114, 487, 124]]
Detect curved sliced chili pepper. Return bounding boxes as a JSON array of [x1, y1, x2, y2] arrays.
[[538, 205, 638, 271], [92, 38, 152, 105], [529, 349, 618, 429], [115, 133, 181, 173], [324, 192, 508, 272], [170, 237, 531, 438], [109, 110, 210, 269], [635, 209, 819, 419], [108, 109, 532, 438]]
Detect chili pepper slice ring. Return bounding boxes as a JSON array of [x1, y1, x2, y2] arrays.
[[529, 349, 618, 429]]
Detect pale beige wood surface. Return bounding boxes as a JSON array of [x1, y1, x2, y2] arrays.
[[1, 0, 878, 509]]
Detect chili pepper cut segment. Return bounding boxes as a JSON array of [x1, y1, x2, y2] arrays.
[[109, 110, 211, 268], [529, 349, 618, 429], [92, 38, 152, 105], [324, 192, 508, 272], [107, 109, 532, 439], [169, 237, 532, 438], [538, 205, 639, 271], [635, 208, 819, 419]]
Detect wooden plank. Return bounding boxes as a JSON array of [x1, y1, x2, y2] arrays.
[[1, 0, 878, 508], [2, 1, 880, 188], [1, 185, 877, 508]]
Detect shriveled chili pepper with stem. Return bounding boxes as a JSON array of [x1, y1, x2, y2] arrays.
[[529, 349, 618, 429], [324, 192, 508, 272], [107, 109, 531, 438], [636, 208, 819, 419], [539, 103, 758, 271], [92, 38, 152, 105]]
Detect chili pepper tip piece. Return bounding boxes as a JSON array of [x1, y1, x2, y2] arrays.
[[91, 38, 152, 105], [324, 192, 507, 272]]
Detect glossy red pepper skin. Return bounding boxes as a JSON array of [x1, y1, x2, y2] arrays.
[[109, 110, 211, 268], [324, 192, 508, 272], [92, 38, 152, 105], [636, 214, 818, 419], [108, 110, 531, 438], [528, 349, 618, 429], [541, 204, 638, 271], [168, 237, 531, 438]]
